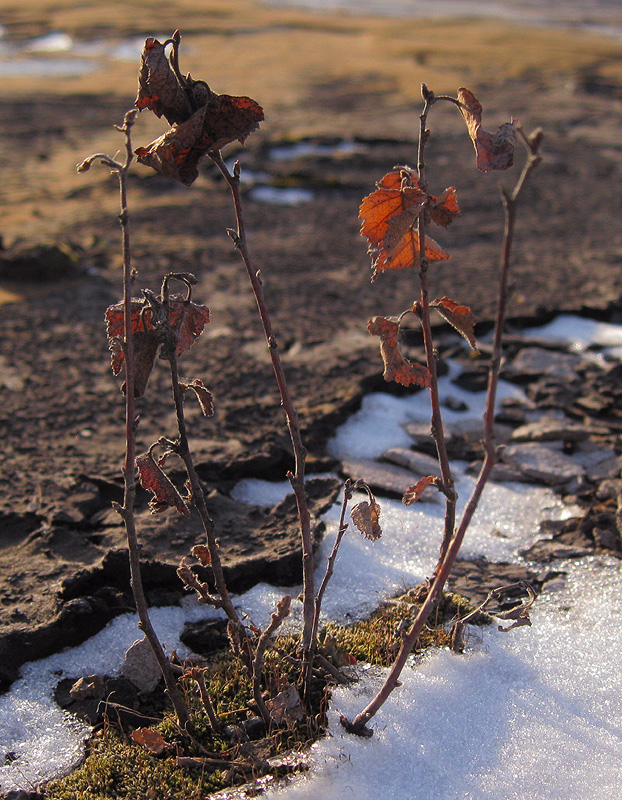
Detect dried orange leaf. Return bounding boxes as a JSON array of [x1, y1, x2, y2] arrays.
[[359, 168, 426, 246], [458, 88, 517, 173], [130, 727, 168, 755], [360, 168, 450, 279], [350, 498, 382, 541], [136, 449, 191, 516], [403, 476, 441, 506], [367, 316, 431, 388], [430, 296, 478, 350], [430, 187, 461, 228]]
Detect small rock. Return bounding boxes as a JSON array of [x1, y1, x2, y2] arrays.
[[242, 716, 267, 739], [380, 448, 442, 478], [122, 637, 162, 694], [341, 457, 440, 501], [521, 541, 592, 563], [443, 395, 469, 412], [180, 618, 230, 655], [503, 347, 582, 383], [510, 418, 606, 443], [501, 443, 585, 486], [224, 724, 248, 743], [69, 674, 105, 701], [573, 443, 621, 482], [596, 479, 622, 501], [452, 366, 489, 393], [592, 527, 620, 551]]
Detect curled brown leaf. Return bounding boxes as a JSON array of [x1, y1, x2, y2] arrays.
[[350, 498, 382, 541], [135, 34, 264, 185], [136, 448, 191, 516], [402, 476, 442, 506], [367, 316, 431, 388], [457, 87, 517, 173], [430, 296, 478, 351]]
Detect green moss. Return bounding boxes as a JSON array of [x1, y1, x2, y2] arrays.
[[44, 590, 489, 799]]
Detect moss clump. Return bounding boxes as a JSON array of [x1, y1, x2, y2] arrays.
[[322, 588, 490, 667], [44, 589, 488, 799]]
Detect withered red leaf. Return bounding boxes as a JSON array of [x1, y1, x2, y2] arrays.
[[430, 296, 478, 350], [350, 498, 382, 541], [105, 296, 210, 396], [136, 449, 191, 516], [105, 300, 160, 397], [367, 316, 431, 388], [403, 476, 441, 506], [168, 299, 211, 358], [457, 88, 517, 173], [191, 544, 211, 565], [135, 36, 200, 125], [135, 35, 264, 185], [181, 378, 214, 416], [130, 727, 168, 755]]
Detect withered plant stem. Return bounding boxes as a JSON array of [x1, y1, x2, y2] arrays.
[[416, 89, 457, 562], [86, 110, 191, 732], [309, 480, 354, 656], [347, 112, 543, 736], [209, 151, 316, 664], [251, 595, 292, 726], [163, 323, 253, 670]]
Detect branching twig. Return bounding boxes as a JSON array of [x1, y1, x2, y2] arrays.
[[345, 104, 543, 737], [208, 151, 316, 667], [415, 86, 457, 562], [252, 595, 292, 726], [78, 111, 191, 733]]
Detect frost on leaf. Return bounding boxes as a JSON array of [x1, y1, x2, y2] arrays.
[[367, 316, 431, 388], [105, 295, 210, 397], [180, 379, 214, 416], [105, 300, 160, 397], [350, 498, 382, 541], [136, 449, 191, 516], [403, 476, 441, 506], [167, 300, 211, 358], [430, 296, 478, 351], [359, 168, 451, 279], [191, 544, 211, 566], [135, 34, 264, 185], [457, 88, 517, 173]]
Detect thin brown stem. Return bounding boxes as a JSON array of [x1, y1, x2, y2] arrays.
[[80, 110, 191, 732], [415, 90, 457, 562], [208, 151, 315, 662], [164, 335, 253, 671], [252, 595, 291, 726], [345, 124, 543, 736]]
